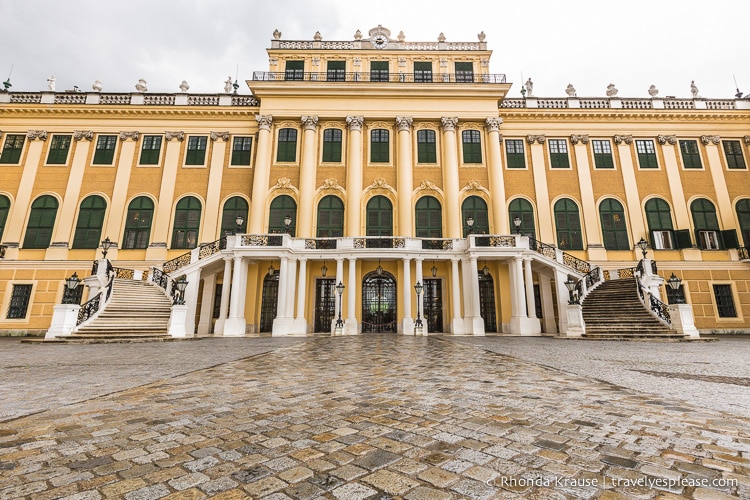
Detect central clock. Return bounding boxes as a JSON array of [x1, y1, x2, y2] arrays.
[[372, 34, 388, 49]]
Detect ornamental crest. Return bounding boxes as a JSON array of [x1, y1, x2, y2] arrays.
[[275, 177, 292, 189], [466, 180, 483, 191], [322, 178, 339, 189], [419, 180, 437, 191], [371, 177, 389, 189]]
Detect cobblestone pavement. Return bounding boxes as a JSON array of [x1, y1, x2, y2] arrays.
[[1, 336, 749, 499]]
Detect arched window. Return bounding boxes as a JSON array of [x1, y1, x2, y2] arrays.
[[171, 196, 202, 249], [366, 196, 393, 236], [415, 196, 442, 238], [0, 195, 9, 241], [23, 195, 59, 249], [123, 197, 153, 249], [737, 198, 750, 247], [73, 195, 107, 249], [691, 198, 721, 250], [645, 198, 675, 250], [599, 198, 629, 250], [509, 198, 536, 239], [316, 195, 344, 237], [269, 195, 297, 235], [461, 196, 489, 236], [554, 198, 582, 250], [221, 197, 248, 236]]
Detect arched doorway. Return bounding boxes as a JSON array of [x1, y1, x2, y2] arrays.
[[259, 271, 279, 333], [362, 270, 397, 333], [478, 272, 497, 333]]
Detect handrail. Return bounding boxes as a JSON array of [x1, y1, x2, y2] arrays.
[[76, 274, 115, 326], [636, 276, 671, 327], [528, 237, 591, 274], [162, 251, 191, 273]]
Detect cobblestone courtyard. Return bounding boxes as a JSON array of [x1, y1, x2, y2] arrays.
[[0, 336, 749, 499]]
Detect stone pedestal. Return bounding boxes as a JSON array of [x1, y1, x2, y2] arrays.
[[668, 304, 700, 338], [46, 304, 81, 339], [168, 305, 189, 338], [222, 317, 246, 337], [564, 305, 585, 337], [509, 316, 542, 336]]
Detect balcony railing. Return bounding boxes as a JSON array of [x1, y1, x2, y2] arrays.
[[252, 71, 506, 84]]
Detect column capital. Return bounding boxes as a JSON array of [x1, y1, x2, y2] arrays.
[[165, 131, 184, 142], [440, 117, 458, 132], [301, 115, 319, 131], [73, 130, 94, 141], [485, 117, 503, 132], [396, 116, 413, 131], [744, 135, 750, 146], [657, 134, 677, 145], [570, 134, 589, 145], [526, 134, 546, 144], [700, 135, 720, 145], [256, 114, 273, 131], [27, 130, 48, 141], [119, 131, 139, 142], [346, 115, 364, 131], [210, 131, 229, 142], [613, 134, 633, 145]]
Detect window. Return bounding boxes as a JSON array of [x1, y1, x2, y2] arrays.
[[317, 195, 344, 237], [461, 196, 489, 236], [713, 284, 737, 318], [370, 61, 389, 82], [645, 198, 674, 249], [554, 199, 583, 250], [679, 140, 702, 169], [636, 139, 658, 168], [414, 62, 432, 82], [92, 135, 117, 165], [73, 195, 107, 249], [462, 130, 482, 164], [366, 196, 393, 236], [122, 196, 154, 249], [185, 136, 207, 165], [47, 135, 72, 164], [269, 195, 297, 236], [322, 129, 342, 163], [548, 139, 569, 168], [171, 196, 202, 249], [285, 60, 304, 81], [327, 61, 346, 82], [140, 135, 162, 165], [599, 198, 629, 250], [6, 284, 32, 319], [370, 129, 389, 163], [0, 134, 25, 164], [23, 195, 58, 249], [723, 140, 746, 169], [737, 198, 750, 247], [505, 139, 526, 168], [691, 198, 721, 250], [592, 140, 614, 169], [415, 196, 442, 238], [455, 62, 473, 82], [276, 128, 297, 162], [509, 198, 536, 239], [221, 196, 248, 236], [416, 130, 436, 163], [0, 195, 9, 241], [231, 137, 252, 166]]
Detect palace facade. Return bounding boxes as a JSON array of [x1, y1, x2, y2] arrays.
[[0, 26, 749, 338]]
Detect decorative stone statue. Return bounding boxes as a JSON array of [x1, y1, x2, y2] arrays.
[[313, 31, 322, 41], [224, 77, 233, 94], [648, 85, 659, 97], [525, 78, 534, 97], [354, 30, 362, 40], [46, 75, 55, 91], [606, 83, 618, 97], [135, 79, 148, 92], [438, 32, 446, 42], [478, 31, 486, 42], [92, 80, 103, 92], [565, 83, 576, 97], [690, 80, 699, 98], [179, 80, 190, 93], [398, 31, 405, 42], [273, 29, 281, 40]]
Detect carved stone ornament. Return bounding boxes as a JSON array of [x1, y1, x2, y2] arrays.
[[256, 115, 273, 131], [301, 115, 319, 131], [570, 134, 589, 145], [744, 136, 750, 146], [27, 130, 48, 141], [657, 135, 677, 145], [371, 177, 389, 189], [613, 135, 633, 145], [440, 117, 458, 132], [419, 180, 437, 191], [210, 131, 230, 142], [165, 131, 185, 142], [273, 29, 281, 40], [466, 180, 483, 191], [700, 135, 721, 145], [119, 131, 140, 142], [485, 117, 503, 133], [526, 135, 546, 145], [396, 116, 413, 132], [275, 177, 292, 189], [346, 116, 364, 131], [73, 130, 94, 141], [322, 178, 339, 189]]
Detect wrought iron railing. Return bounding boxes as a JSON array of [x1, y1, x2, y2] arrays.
[[603, 267, 636, 280], [151, 267, 168, 290], [241, 234, 284, 247], [584, 267, 601, 289], [252, 71, 507, 84], [421, 239, 454, 250], [76, 275, 114, 326], [163, 251, 192, 273], [739, 247, 749, 261], [353, 237, 406, 249], [112, 267, 135, 279], [529, 237, 591, 274], [636, 276, 671, 326], [305, 238, 337, 249], [198, 237, 226, 260]]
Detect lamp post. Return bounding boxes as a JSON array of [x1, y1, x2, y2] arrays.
[[335, 281, 345, 332], [482, 262, 490, 276], [173, 276, 188, 305], [101, 237, 112, 259], [321, 260, 328, 277], [268, 264, 275, 276], [667, 272, 685, 304], [235, 215, 245, 235], [431, 261, 438, 278], [465, 215, 474, 236], [283, 214, 293, 234], [62, 272, 81, 304], [414, 281, 424, 333], [564, 277, 579, 305], [636, 237, 649, 259], [513, 216, 522, 234]]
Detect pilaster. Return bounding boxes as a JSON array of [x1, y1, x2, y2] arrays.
[[249, 115, 273, 233], [441, 117, 461, 238], [701, 135, 734, 229], [298, 116, 319, 237], [613, 134, 647, 249], [485, 117, 508, 234], [346, 116, 364, 236], [396, 116, 414, 237], [202, 132, 229, 242], [146, 131, 183, 260]]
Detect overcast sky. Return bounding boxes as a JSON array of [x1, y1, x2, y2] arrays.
[[1, 0, 747, 99]]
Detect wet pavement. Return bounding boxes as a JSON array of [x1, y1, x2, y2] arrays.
[[0, 335, 748, 499]]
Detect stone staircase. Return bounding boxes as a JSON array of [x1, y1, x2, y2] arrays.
[[581, 278, 682, 339], [66, 279, 173, 341]]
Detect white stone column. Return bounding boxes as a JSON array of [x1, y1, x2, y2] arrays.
[[285, 258, 297, 318], [441, 118, 461, 238], [272, 257, 294, 335], [450, 258, 464, 334], [485, 118, 509, 233], [538, 273, 557, 334], [524, 258, 536, 319], [293, 258, 308, 334], [197, 273, 217, 335], [345, 258, 358, 334], [183, 269, 202, 336], [298, 116, 319, 237], [555, 269, 572, 335], [224, 256, 246, 336], [249, 115, 273, 234], [214, 257, 233, 335], [466, 256, 485, 336], [346, 117, 364, 236], [415, 258, 426, 334], [396, 117, 414, 237], [401, 257, 414, 334]]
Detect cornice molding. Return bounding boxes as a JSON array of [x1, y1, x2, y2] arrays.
[[499, 109, 750, 122], [657, 135, 677, 145], [210, 131, 229, 142], [27, 130, 47, 141], [0, 106, 256, 119], [73, 130, 93, 141], [569, 134, 589, 145]]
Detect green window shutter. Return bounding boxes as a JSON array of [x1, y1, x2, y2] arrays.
[[122, 196, 154, 249], [461, 196, 490, 236], [370, 61, 389, 82], [92, 135, 117, 165], [636, 140, 658, 168], [414, 62, 432, 82], [509, 198, 536, 239], [140, 136, 162, 165], [171, 196, 202, 249], [554, 198, 583, 250], [592, 140, 614, 169], [370, 129, 389, 163], [462, 130, 482, 163], [221, 196, 248, 236], [322, 129, 342, 162], [327, 61, 346, 81], [269, 195, 297, 235], [674, 229, 693, 249], [455, 62, 473, 82], [599, 199, 629, 250], [417, 130, 436, 163], [721, 229, 739, 249], [23, 195, 58, 249], [679, 140, 702, 169], [316, 195, 344, 237], [366, 196, 393, 236], [0, 134, 25, 164], [47, 135, 71, 164], [505, 139, 526, 168], [548, 139, 569, 168], [285, 60, 304, 81], [723, 140, 746, 169], [73, 195, 107, 249], [230, 137, 252, 166], [0, 195, 8, 241], [276, 128, 297, 162], [185, 136, 207, 165], [415, 196, 442, 238]]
